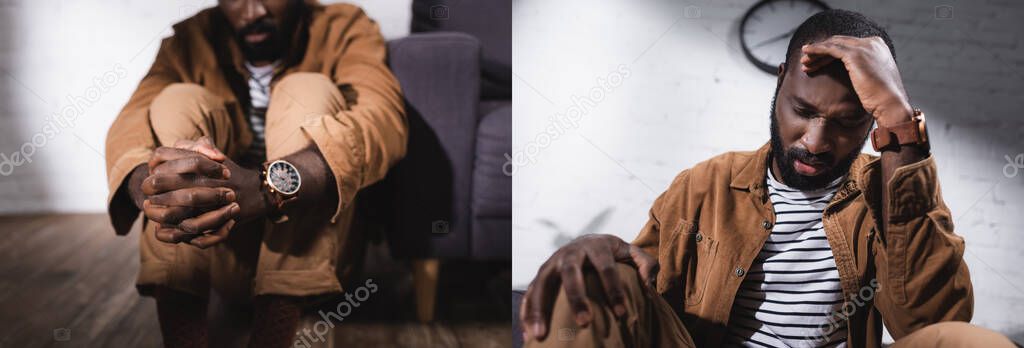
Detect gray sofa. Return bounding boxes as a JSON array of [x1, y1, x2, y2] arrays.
[[363, 0, 511, 321]]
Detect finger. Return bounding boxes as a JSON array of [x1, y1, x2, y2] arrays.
[[823, 35, 862, 45], [151, 156, 230, 179], [189, 219, 236, 249], [557, 252, 592, 327], [171, 226, 197, 243], [143, 199, 204, 225], [149, 147, 220, 171], [154, 225, 187, 244], [142, 174, 231, 195], [523, 262, 560, 340], [148, 187, 236, 208], [801, 54, 837, 73], [585, 248, 627, 318], [178, 202, 240, 234], [610, 241, 658, 288], [629, 244, 660, 289], [174, 136, 226, 162], [801, 42, 848, 63], [799, 52, 827, 65], [519, 286, 532, 342]]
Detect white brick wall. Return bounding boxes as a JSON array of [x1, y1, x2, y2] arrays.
[[0, 0, 410, 213], [513, 0, 1024, 340]]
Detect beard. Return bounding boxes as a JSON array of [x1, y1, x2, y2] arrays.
[[768, 89, 866, 191], [236, 18, 285, 62]]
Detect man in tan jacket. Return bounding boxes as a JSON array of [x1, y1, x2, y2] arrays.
[[520, 10, 1015, 348], [104, 1, 405, 347]]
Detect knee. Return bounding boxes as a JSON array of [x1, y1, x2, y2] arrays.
[[150, 83, 224, 124], [541, 264, 649, 344], [265, 72, 343, 133], [607, 263, 645, 293], [907, 322, 1015, 348], [573, 263, 646, 305], [273, 72, 334, 95]]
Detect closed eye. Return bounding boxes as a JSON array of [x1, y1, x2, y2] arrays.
[[834, 114, 870, 128], [793, 106, 816, 119]]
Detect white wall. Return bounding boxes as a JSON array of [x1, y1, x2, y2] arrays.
[[512, 0, 1024, 340], [0, 0, 410, 213]]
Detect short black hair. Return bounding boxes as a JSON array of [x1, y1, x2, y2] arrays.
[[784, 9, 895, 71]]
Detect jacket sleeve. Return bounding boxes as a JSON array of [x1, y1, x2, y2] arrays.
[[871, 156, 973, 339], [104, 38, 182, 235], [305, 7, 407, 223], [631, 169, 693, 296]]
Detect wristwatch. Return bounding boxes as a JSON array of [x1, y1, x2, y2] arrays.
[[871, 109, 929, 152], [261, 159, 301, 223]]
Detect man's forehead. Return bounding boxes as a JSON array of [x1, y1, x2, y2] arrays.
[[784, 64, 863, 114]]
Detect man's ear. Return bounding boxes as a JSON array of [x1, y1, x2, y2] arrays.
[[777, 63, 786, 78]]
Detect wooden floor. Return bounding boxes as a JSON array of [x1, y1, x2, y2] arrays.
[[0, 214, 511, 347]]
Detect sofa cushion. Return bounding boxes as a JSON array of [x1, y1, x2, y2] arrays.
[[472, 103, 512, 218], [412, 0, 511, 99]]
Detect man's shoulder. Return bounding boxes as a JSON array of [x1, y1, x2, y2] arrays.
[[698, 149, 759, 174], [648, 148, 762, 222], [668, 148, 759, 187], [320, 2, 369, 16], [312, 2, 374, 26], [170, 7, 219, 37], [169, 2, 371, 32]]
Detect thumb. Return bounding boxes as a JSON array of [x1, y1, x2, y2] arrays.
[[194, 137, 226, 162], [628, 245, 659, 289], [175, 137, 226, 162]]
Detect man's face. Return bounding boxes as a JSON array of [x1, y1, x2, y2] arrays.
[[769, 58, 873, 190], [218, 0, 298, 62]]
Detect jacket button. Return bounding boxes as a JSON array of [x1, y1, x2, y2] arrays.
[[761, 220, 772, 229], [695, 233, 703, 242], [734, 267, 745, 277]]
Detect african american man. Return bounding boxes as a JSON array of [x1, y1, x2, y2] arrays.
[[519, 9, 1014, 348], [104, 1, 405, 347]]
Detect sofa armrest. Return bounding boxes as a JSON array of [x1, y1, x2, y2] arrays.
[[384, 32, 481, 258]]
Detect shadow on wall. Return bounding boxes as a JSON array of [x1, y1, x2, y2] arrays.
[[0, 1, 55, 214], [540, 206, 614, 248]]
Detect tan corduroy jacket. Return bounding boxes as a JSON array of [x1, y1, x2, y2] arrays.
[[632, 143, 972, 348], [104, 2, 405, 235]]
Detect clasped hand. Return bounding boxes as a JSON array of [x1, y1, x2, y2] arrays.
[[140, 137, 267, 248]]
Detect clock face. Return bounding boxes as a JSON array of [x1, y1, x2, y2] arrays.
[[268, 160, 301, 195], [740, 0, 830, 74]]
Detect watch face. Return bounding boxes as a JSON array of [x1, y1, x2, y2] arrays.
[[267, 160, 301, 195]]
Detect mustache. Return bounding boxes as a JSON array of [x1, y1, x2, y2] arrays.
[[239, 18, 277, 36], [787, 146, 834, 166]]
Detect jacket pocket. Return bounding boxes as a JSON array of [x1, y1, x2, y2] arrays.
[[682, 220, 719, 307]]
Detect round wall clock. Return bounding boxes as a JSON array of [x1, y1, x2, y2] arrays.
[[740, 0, 830, 74]]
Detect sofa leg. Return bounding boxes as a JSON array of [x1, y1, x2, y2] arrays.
[[412, 258, 440, 322]]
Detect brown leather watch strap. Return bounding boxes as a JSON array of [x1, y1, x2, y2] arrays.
[[871, 110, 928, 152]]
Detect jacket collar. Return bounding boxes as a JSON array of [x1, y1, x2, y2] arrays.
[[729, 142, 772, 192], [729, 141, 880, 205]]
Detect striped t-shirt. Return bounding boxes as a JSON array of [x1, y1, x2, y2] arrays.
[[241, 61, 278, 165], [726, 167, 847, 347]]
